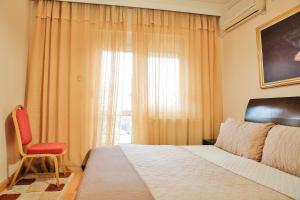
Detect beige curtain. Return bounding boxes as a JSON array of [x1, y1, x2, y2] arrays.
[[26, 1, 222, 164], [26, 1, 127, 165], [131, 9, 222, 145]]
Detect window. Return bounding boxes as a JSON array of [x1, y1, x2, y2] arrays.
[[148, 56, 180, 112], [100, 51, 180, 143], [100, 51, 133, 144]]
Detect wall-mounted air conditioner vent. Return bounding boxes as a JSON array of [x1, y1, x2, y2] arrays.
[[220, 0, 266, 32]]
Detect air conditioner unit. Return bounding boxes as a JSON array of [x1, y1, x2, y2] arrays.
[[219, 0, 266, 32]]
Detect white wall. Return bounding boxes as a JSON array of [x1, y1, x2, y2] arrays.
[[0, 0, 29, 183], [221, 0, 300, 120]]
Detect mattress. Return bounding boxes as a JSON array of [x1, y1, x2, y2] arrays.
[[76, 144, 300, 200]]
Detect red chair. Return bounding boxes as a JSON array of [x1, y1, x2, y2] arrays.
[[9, 105, 67, 189]]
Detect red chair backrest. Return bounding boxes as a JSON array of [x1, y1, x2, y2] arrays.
[[16, 107, 32, 145]]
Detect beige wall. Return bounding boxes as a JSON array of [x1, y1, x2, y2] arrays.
[[0, 0, 299, 183], [221, 0, 300, 120], [0, 0, 29, 183]]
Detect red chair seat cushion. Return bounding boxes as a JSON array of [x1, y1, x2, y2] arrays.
[[27, 143, 67, 154]]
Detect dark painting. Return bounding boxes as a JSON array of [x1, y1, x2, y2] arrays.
[[258, 7, 300, 88]]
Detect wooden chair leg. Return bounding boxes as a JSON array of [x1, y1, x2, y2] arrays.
[[59, 155, 62, 173], [8, 157, 26, 189], [51, 156, 60, 187], [24, 157, 34, 176]]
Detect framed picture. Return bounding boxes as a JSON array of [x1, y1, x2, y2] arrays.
[[256, 5, 300, 89]]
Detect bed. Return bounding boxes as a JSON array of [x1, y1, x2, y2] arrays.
[[76, 97, 300, 200]]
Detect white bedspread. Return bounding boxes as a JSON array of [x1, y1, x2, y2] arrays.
[[120, 144, 299, 200], [184, 145, 300, 200]]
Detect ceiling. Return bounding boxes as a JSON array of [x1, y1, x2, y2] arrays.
[[57, 0, 235, 16]]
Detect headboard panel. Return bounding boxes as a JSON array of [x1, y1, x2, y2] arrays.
[[245, 97, 300, 127]]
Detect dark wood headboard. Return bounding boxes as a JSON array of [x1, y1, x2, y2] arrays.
[[245, 97, 300, 127]]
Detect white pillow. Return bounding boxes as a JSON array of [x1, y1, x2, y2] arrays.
[[215, 118, 274, 161], [261, 125, 300, 177]]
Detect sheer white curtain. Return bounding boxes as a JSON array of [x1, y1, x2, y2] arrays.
[[98, 51, 133, 144], [131, 9, 223, 145]]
